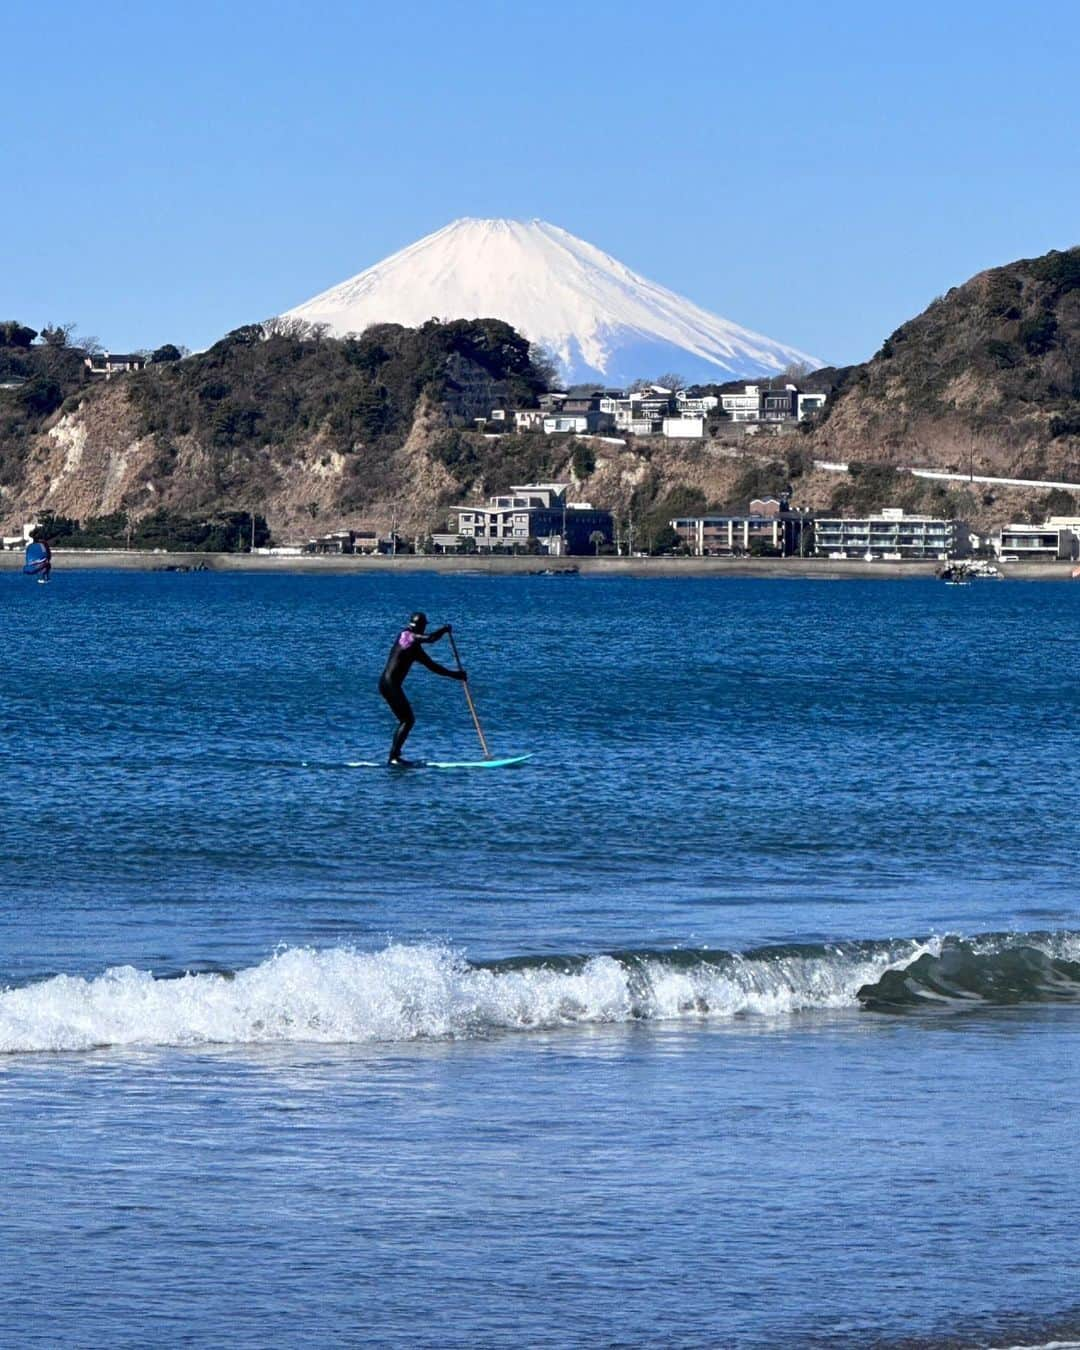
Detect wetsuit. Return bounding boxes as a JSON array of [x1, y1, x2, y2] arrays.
[[378, 624, 465, 763]]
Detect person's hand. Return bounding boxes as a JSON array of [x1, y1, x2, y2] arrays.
[[457, 668, 468, 682], [445, 623, 453, 633]]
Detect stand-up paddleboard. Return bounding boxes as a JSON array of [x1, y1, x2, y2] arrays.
[[343, 754, 533, 770], [23, 541, 49, 578]]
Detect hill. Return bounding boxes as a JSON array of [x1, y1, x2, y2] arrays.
[[0, 317, 566, 540], [5, 245, 1080, 549], [809, 247, 1080, 482]]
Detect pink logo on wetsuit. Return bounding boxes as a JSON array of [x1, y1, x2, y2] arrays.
[[398, 631, 414, 648]]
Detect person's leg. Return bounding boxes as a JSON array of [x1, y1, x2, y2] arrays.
[[380, 681, 415, 763]]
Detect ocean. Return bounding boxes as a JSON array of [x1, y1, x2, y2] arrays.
[[1, 569, 1078, 1348]]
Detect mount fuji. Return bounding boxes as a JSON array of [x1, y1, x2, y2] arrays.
[[283, 219, 822, 386]]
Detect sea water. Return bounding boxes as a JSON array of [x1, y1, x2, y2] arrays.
[[1, 570, 1078, 1348]]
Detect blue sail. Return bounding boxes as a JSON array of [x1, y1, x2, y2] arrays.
[[23, 541, 49, 575]]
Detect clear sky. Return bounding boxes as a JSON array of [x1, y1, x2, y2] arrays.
[[5, 0, 1079, 366]]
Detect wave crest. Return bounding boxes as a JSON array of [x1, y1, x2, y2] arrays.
[[2, 933, 1077, 1055]]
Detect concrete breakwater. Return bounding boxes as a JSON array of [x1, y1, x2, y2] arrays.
[[2, 550, 1077, 580]]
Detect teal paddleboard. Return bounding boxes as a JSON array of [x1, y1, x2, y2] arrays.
[[343, 754, 533, 770]]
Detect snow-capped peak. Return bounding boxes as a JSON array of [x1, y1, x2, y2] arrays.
[[284, 218, 822, 384]]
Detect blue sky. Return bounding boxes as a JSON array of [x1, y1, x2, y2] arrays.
[[5, 0, 1079, 366]]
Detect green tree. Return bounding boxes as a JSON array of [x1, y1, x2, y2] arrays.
[[20, 375, 64, 416], [571, 440, 596, 479], [151, 344, 183, 363], [651, 525, 681, 554], [40, 322, 76, 348], [0, 320, 37, 348]]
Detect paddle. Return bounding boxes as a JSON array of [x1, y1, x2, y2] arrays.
[[447, 629, 490, 760]]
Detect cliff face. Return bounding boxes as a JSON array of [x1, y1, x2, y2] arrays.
[[809, 247, 1080, 480]]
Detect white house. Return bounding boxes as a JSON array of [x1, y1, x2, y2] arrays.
[[542, 411, 615, 435], [720, 385, 761, 421], [675, 392, 718, 417]]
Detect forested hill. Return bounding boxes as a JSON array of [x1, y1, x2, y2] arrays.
[[0, 317, 558, 537], [809, 246, 1080, 481]]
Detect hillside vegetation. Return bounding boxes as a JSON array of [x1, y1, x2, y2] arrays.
[[810, 247, 1080, 480], [4, 245, 1080, 544]]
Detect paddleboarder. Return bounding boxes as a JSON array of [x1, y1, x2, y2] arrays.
[[379, 612, 467, 765]]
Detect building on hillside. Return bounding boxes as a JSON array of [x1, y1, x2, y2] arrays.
[[84, 351, 147, 379], [451, 482, 612, 555], [603, 387, 676, 432], [670, 511, 812, 556], [797, 392, 827, 420], [761, 385, 799, 422], [720, 385, 762, 422], [661, 416, 705, 438], [675, 392, 719, 417], [994, 522, 1078, 560], [813, 508, 969, 560], [542, 410, 615, 435], [514, 409, 546, 432], [717, 383, 827, 424]]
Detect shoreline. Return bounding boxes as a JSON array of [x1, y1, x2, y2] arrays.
[[2, 550, 1077, 580]]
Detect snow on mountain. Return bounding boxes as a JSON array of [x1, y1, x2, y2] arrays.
[[284, 219, 822, 386]]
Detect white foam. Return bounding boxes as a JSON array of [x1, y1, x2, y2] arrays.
[[0, 941, 933, 1056]]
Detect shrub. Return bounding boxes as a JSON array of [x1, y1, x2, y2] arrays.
[[571, 440, 596, 479]]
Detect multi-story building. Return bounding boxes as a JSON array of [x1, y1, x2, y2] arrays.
[[452, 483, 612, 556], [604, 387, 676, 431], [761, 386, 798, 422], [718, 383, 827, 424], [670, 511, 812, 556], [813, 508, 969, 560], [675, 392, 719, 417], [994, 522, 1079, 560], [720, 385, 762, 422]]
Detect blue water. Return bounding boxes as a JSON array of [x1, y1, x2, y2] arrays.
[[2, 571, 1078, 1347]]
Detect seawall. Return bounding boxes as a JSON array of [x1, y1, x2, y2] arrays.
[[2, 550, 1077, 580]]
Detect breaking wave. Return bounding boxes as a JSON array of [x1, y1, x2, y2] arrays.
[[2, 932, 1079, 1055]]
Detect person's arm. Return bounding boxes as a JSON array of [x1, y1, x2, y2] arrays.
[[414, 645, 466, 680], [417, 624, 451, 644]]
